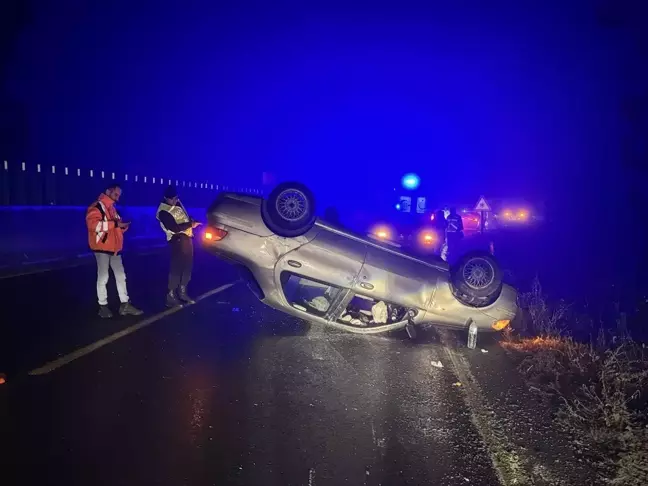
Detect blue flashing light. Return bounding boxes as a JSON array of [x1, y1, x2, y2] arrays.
[[395, 203, 401, 210], [401, 173, 420, 190]]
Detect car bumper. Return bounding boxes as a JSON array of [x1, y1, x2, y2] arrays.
[[423, 281, 518, 332]]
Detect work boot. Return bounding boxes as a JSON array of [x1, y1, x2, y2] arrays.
[[177, 285, 195, 304], [166, 289, 182, 308], [119, 302, 144, 316], [98, 305, 113, 319]]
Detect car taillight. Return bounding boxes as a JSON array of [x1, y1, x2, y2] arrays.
[[204, 227, 228, 241]]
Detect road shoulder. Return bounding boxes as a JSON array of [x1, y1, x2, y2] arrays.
[[439, 328, 600, 485]]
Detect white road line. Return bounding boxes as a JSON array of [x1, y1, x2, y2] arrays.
[[28, 281, 238, 376], [442, 342, 537, 485]]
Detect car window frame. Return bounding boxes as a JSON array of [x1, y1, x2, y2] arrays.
[[279, 271, 348, 320]]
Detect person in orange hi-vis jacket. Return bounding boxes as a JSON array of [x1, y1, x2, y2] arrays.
[[86, 183, 143, 319]]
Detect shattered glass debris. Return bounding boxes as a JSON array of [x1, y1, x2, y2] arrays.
[[308, 296, 331, 312], [281, 272, 411, 328], [282, 274, 341, 316], [338, 296, 408, 328], [371, 301, 388, 324]]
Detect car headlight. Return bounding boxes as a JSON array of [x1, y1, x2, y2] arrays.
[[417, 230, 436, 246], [492, 319, 511, 331]]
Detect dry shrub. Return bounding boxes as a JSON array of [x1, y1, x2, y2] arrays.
[[516, 277, 570, 337], [503, 280, 648, 485], [613, 444, 648, 486]]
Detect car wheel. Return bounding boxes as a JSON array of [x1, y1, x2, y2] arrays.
[[451, 251, 503, 307], [261, 182, 317, 237]]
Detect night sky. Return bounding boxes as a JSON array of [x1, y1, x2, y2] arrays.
[[2, 0, 647, 215]]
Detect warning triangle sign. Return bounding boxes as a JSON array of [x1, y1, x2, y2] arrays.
[[474, 196, 491, 212]]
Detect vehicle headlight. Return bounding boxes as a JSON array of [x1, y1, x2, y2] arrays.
[[492, 319, 511, 331], [370, 224, 393, 240], [418, 230, 436, 246]]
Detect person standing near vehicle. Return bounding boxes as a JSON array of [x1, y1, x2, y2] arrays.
[[446, 207, 464, 260], [156, 186, 202, 307], [86, 183, 144, 318], [431, 209, 449, 261]]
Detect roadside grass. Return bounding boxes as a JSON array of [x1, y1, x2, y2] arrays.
[[501, 278, 648, 485]]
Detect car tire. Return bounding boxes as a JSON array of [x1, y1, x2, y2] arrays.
[[451, 251, 503, 307], [261, 182, 317, 237]]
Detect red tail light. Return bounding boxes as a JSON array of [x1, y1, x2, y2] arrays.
[[204, 227, 228, 241]]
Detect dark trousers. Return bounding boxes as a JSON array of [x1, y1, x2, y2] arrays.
[[168, 234, 193, 291], [446, 232, 463, 259]]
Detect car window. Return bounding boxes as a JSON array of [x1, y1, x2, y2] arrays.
[[281, 272, 343, 317], [338, 294, 408, 327]]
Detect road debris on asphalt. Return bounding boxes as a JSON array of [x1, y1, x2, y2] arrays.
[[481, 348, 489, 353], [431, 360, 444, 368]]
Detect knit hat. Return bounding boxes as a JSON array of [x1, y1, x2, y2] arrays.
[[164, 185, 178, 199]]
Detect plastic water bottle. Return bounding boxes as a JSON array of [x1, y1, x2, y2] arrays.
[[468, 322, 478, 349]]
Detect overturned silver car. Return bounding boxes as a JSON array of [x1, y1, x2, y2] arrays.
[[203, 182, 517, 336]]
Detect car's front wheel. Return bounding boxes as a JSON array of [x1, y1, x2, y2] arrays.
[[261, 182, 317, 237], [451, 251, 503, 307]]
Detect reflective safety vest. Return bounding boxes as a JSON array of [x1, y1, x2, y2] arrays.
[[447, 214, 462, 233], [86, 194, 124, 254], [156, 202, 193, 241]]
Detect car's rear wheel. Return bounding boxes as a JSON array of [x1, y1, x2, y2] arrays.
[[261, 182, 317, 237], [451, 251, 503, 307]]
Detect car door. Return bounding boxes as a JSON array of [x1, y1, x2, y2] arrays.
[[275, 229, 367, 321], [356, 245, 443, 312]]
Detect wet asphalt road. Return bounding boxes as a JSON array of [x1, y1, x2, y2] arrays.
[[2, 248, 511, 485]]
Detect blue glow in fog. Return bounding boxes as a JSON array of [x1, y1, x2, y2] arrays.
[[401, 174, 420, 190]]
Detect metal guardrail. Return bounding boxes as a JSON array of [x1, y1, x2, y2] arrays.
[[0, 160, 263, 207]]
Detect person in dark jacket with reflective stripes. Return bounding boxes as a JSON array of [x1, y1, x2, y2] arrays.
[[446, 207, 464, 260], [429, 209, 448, 260], [156, 186, 201, 307]]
